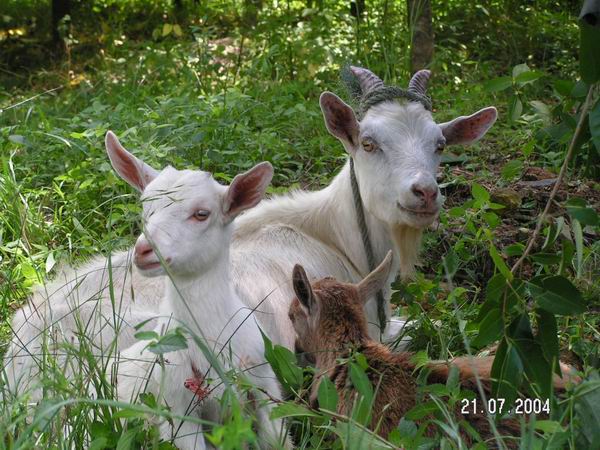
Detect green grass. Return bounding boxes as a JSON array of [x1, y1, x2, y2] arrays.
[[1, 1, 599, 448]]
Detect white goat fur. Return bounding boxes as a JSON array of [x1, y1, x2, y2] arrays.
[[4, 94, 497, 399], [111, 156, 288, 449]]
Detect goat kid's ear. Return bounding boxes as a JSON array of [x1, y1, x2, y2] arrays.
[[292, 264, 316, 313], [319, 92, 360, 153], [223, 161, 273, 221], [105, 131, 159, 192], [440, 107, 498, 146], [357, 251, 393, 303]]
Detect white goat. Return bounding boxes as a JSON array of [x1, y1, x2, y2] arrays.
[[5, 67, 498, 396], [105, 131, 288, 449]]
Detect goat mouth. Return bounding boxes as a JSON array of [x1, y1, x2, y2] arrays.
[[135, 258, 171, 271], [397, 203, 439, 218]]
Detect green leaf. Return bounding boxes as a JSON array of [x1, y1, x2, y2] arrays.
[[134, 331, 159, 341], [535, 420, 564, 433], [471, 183, 490, 203], [349, 362, 373, 401], [501, 160, 524, 180], [509, 96, 523, 122], [473, 308, 503, 348], [317, 376, 339, 412], [262, 327, 303, 391], [580, 22, 600, 83], [554, 79, 575, 97], [89, 437, 108, 450], [566, 197, 599, 226], [536, 309, 559, 369], [589, 100, 600, 151], [483, 76, 512, 92], [491, 338, 523, 406], [116, 428, 138, 450], [515, 70, 543, 86], [529, 275, 586, 316], [270, 402, 319, 420], [147, 329, 188, 355], [405, 400, 438, 420], [513, 336, 552, 399], [489, 243, 513, 281], [162, 23, 173, 37], [512, 63, 531, 79]]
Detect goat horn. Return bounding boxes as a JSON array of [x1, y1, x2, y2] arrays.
[[350, 66, 384, 96], [408, 69, 431, 96]]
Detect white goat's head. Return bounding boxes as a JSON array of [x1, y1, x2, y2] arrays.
[[105, 131, 273, 278], [320, 67, 497, 229]]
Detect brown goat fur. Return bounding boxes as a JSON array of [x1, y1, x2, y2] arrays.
[[289, 252, 577, 445]]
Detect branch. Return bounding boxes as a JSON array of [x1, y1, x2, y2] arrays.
[[511, 84, 597, 275]]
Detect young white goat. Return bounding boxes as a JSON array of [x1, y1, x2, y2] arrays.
[[105, 132, 289, 449]]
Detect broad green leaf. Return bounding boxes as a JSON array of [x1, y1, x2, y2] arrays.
[[471, 183, 490, 203], [501, 159, 524, 180], [89, 437, 108, 450], [269, 344, 303, 390], [405, 400, 438, 420], [116, 428, 138, 450], [535, 420, 564, 433], [535, 309, 559, 372], [147, 330, 188, 354], [491, 338, 522, 405], [513, 337, 552, 399], [483, 76, 512, 92], [554, 79, 575, 97], [134, 330, 159, 341], [270, 402, 320, 420], [589, 100, 600, 151], [531, 253, 562, 265], [473, 307, 503, 348], [509, 96, 523, 122], [580, 22, 600, 83], [317, 376, 339, 412], [512, 63, 531, 79], [566, 197, 599, 226], [349, 362, 373, 401], [489, 243, 513, 281], [162, 23, 173, 37], [529, 275, 586, 316], [515, 70, 543, 86]]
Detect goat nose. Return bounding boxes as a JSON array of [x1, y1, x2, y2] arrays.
[[134, 239, 153, 258], [411, 183, 438, 204]]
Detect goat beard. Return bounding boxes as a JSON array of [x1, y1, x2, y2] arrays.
[[390, 224, 422, 280]]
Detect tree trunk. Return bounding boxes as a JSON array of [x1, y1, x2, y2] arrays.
[[51, 0, 71, 43], [407, 0, 434, 71], [350, 0, 365, 18]]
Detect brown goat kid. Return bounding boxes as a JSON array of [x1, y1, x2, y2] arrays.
[[289, 251, 578, 445]]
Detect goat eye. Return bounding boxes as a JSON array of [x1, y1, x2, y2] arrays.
[[192, 210, 210, 221], [436, 139, 446, 153], [361, 138, 377, 153]]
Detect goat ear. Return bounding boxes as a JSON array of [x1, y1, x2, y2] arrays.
[[357, 251, 393, 303], [440, 107, 497, 146], [223, 162, 273, 221], [319, 92, 360, 153], [105, 131, 159, 192], [292, 264, 316, 313]]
